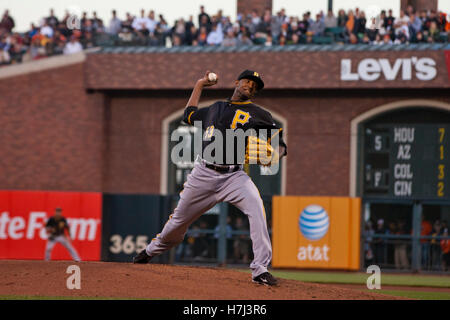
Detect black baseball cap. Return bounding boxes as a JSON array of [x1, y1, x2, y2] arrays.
[[237, 69, 264, 91]]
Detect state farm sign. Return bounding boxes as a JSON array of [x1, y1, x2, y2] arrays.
[[341, 57, 437, 81], [0, 211, 100, 241], [0, 191, 102, 260]]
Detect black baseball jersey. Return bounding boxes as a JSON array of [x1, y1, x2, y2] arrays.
[[183, 100, 287, 165], [46, 216, 69, 237]]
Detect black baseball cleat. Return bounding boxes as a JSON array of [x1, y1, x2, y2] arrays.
[[133, 249, 152, 264], [252, 272, 278, 286]]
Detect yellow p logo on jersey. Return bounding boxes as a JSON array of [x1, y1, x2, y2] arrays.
[[253, 72, 259, 77], [231, 110, 251, 129]]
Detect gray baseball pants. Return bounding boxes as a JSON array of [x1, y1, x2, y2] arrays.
[[146, 159, 272, 278], [45, 235, 81, 261]]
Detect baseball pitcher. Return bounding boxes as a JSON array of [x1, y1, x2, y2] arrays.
[[134, 70, 287, 286]]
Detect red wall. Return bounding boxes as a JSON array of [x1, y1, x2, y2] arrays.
[[0, 191, 102, 260]]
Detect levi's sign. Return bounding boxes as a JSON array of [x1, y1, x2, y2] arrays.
[[341, 57, 437, 81]]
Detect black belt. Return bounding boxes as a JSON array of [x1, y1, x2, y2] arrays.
[[205, 163, 241, 174]]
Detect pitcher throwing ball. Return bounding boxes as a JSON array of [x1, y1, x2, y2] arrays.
[[134, 70, 287, 286]]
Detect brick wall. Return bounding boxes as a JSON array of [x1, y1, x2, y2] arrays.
[[237, 0, 272, 16], [400, 0, 438, 12], [0, 63, 104, 192], [1, 55, 449, 196], [105, 89, 450, 196]]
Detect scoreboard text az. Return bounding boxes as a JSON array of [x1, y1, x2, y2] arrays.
[[364, 124, 449, 199]]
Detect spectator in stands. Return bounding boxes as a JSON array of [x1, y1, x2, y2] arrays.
[[386, 221, 397, 266], [63, 35, 83, 54], [408, 11, 422, 39], [199, 14, 212, 34], [394, 9, 410, 40], [213, 216, 233, 261], [171, 34, 182, 47], [394, 220, 409, 269], [377, 11, 387, 36], [289, 21, 302, 41], [108, 10, 122, 35], [271, 10, 285, 42], [364, 220, 374, 266], [441, 228, 450, 271], [431, 220, 442, 271], [206, 23, 223, 46], [424, 10, 440, 32], [414, 31, 426, 43], [80, 11, 89, 31], [308, 13, 326, 37], [278, 34, 287, 46], [349, 32, 359, 44], [384, 9, 395, 33], [372, 33, 383, 45], [289, 33, 301, 45], [132, 9, 150, 35], [50, 29, 67, 55], [146, 10, 158, 35], [373, 219, 387, 265], [0, 10, 15, 33], [198, 5, 211, 29], [121, 12, 134, 32], [197, 26, 208, 46], [0, 33, 11, 64], [382, 33, 393, 44], [337, 9, 347, 28], [306, 11, 314, 26], [255, 9, 272, 38], [173, 18, 186, 44], [324, 9, 337, 28], [394, 30, 408, 44], [91, 11, 103, 32], [421, 216, 432, 269], [366, 17, 378, 41], [427, 21, 441, 42], [46, 9, 59, 28], [222, 28, 237, 47], [345, 10, 355, 36], [185, 24, 198, 46], [354, 11, 367, 35], [40, 21, 54, 39], [233, 217, 250, 264], [299, 13, 309, 34], [439, 12, 449, 32], [236, 30, 253, 46]]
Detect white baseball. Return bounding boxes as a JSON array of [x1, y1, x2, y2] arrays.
[[208, 73, 217, 82]]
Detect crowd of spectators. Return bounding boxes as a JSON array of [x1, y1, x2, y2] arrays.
[[0, 5, 449, 66], [364, 217, 450, 272], [175, 215, 252, 264]]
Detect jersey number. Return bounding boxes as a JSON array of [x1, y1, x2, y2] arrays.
[[231, 110, 251, 129], [204, 125, 215, 139]]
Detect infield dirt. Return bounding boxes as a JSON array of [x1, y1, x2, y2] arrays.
[[0, 260, 408, 300]]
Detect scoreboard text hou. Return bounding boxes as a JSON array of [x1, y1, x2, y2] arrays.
[[363, 124, 449, 199]]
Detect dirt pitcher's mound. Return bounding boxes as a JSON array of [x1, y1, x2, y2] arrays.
[[0, 260, 404, 300]]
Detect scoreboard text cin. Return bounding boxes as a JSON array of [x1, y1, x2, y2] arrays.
[[363, 124, 449, 199], [393, 127, 414, 197]]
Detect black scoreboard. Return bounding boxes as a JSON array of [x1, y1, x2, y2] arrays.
[[363, 124, 449, 199]]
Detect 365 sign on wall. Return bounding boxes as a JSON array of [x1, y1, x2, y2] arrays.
[[0, 191, 102, 260], [272, 196, 360, 270]]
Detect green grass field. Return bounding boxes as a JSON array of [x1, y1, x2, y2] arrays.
[[268, 269, 450, 300], [270, 270, 450, 287]]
